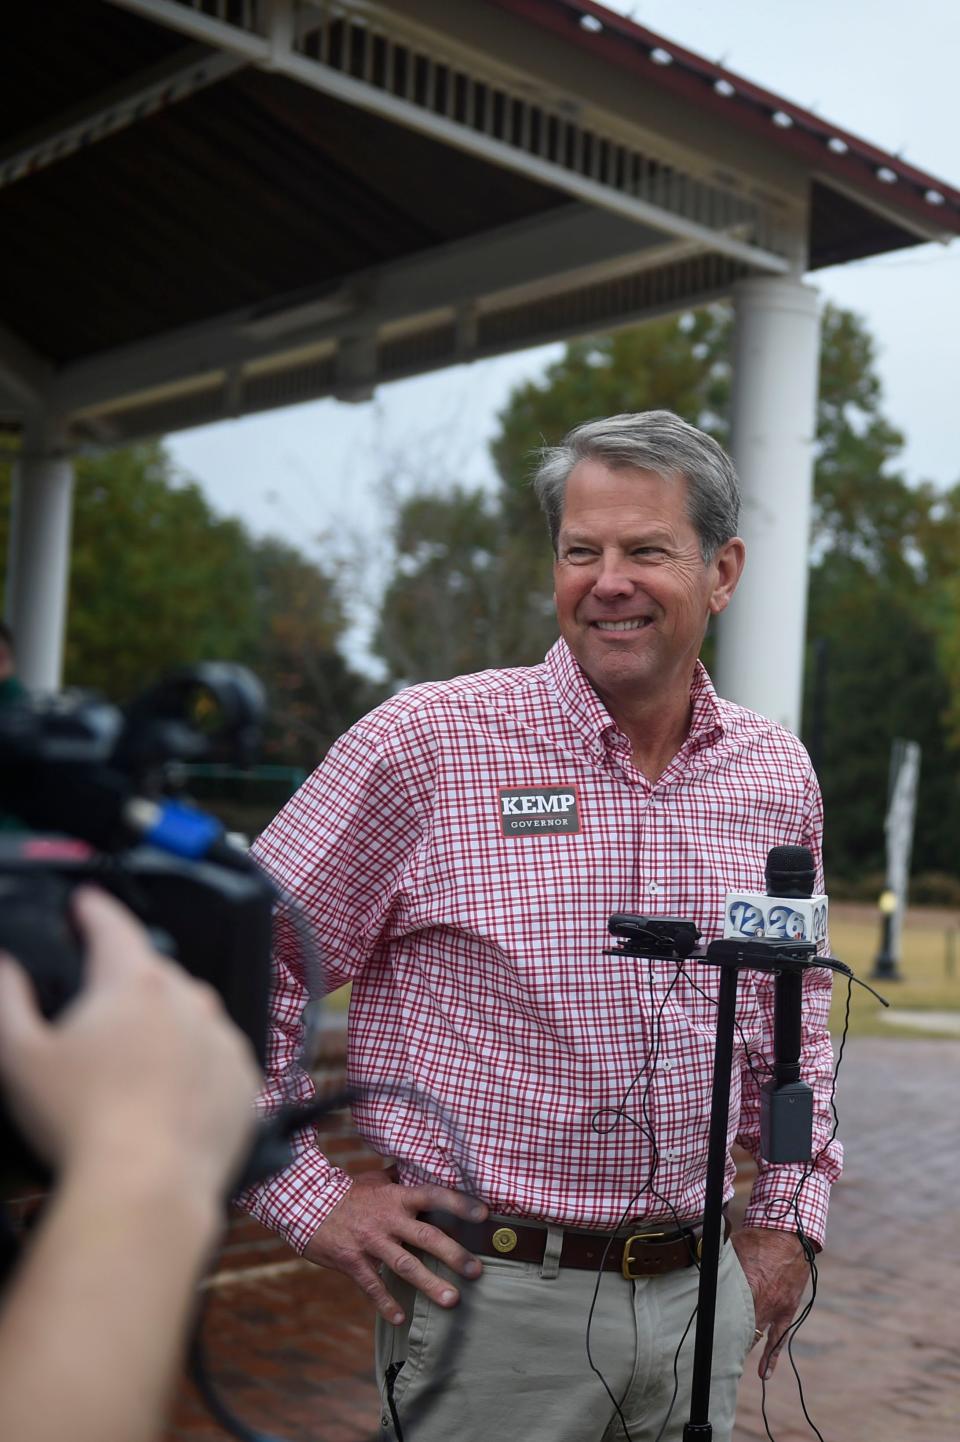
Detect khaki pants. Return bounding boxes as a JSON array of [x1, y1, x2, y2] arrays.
[[375, 1231, 755, 1442]]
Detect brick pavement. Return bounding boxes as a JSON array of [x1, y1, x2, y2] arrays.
[[166, 1037, 960, 1442], [732, 1038, 960, 1442]]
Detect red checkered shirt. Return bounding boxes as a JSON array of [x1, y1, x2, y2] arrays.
[[242, 641, 842, 1251]]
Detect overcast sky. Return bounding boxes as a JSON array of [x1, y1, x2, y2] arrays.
[[168, 0, 960, 660]]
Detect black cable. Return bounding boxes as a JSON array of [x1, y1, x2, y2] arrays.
[[212, 884, 875, 1442], [584, 960, 695, 1441], [584, 951, 790, 1442], [187, 1091, 359, 1442], [761, 967, 852, 1231], [757, 972, 856, 1442], [395, 949, 859, 1442], [783, 1253, 825, 1442], [636, 962, 707, 1234], [192, 1075, 491, 1442], [189, 1301, 286, 1442], [260, 877, 332, 1075], [664, 952, 865, 1442], [652, 1301, 700, 1442], [192, 868, 489, 1442], [759, 1241, 821, 1442], [385, 1363, 406, 1442], [638, 962, 721, 1441], [677, 960, 775, 1087], [810, 957, 890, 1007]]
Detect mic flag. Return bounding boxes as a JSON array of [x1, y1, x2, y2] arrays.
[[723, 843, 827, 947], [743, 844, 821, 1165]]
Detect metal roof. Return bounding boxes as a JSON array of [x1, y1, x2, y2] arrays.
[[1, 0, 956, 445], [498, 0, 960, 236]]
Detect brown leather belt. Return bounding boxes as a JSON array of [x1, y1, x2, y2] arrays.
[[425, 1211, 731, 1279]]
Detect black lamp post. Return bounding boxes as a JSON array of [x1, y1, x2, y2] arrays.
[[870, 887, 902, 981]]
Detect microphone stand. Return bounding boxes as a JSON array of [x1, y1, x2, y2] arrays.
[[684, 954, 738, 1440], [606, 918, 817, 1442]]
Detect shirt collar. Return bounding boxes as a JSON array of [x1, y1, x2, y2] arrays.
[[687, 660, 725, 749], [544, 639, 618, 747], [543, 639, 725, 754]]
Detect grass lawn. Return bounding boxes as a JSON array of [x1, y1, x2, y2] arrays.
[[326, 983, 351, 1013], [827, 908, 960, 1038]]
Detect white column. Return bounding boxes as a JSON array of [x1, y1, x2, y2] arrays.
[[714, 277, 821, 734], [5, 415, 75, 691]]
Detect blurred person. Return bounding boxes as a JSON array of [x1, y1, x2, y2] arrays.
[[0, 623, 28, 832], [0, 887, 261, 1442], [0, 623, 26, 707]]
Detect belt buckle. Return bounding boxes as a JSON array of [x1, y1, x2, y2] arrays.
[[621, 1230, 666, 1280]]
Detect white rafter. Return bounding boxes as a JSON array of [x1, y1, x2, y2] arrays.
[[106, 0, 795, 275], [50, 205, 690, 415]]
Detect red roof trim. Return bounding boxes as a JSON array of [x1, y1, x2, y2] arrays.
[[485, 0, 960, 235]]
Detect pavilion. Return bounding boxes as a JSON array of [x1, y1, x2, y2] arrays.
[[3, 0, 958, 729]]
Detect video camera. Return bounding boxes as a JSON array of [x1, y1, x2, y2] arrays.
[[0, 663, 279, 1188]]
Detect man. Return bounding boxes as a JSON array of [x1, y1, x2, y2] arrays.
[[243, 411, 841, 1442], [0, 888, 261, 1442]]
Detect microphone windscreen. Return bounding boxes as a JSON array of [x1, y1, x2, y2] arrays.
[[765, 844, 816, 898]]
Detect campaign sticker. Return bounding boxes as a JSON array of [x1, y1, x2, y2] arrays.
[[498, 785, 580, 836]]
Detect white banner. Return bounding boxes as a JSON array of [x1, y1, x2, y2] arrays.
[[885, 738, 921, 959]]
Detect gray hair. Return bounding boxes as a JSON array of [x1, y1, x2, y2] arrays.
[[532, 410, 741, 561]]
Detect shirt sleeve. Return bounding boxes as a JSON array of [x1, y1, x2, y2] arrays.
[[234, 723, 427, 1251], [736, 765, 844, 1249]]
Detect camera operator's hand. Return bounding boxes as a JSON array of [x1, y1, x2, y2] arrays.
[[0, 887, 262, 1442], [303, 1170, 486, 1323], [0, 886, 261, 1198]]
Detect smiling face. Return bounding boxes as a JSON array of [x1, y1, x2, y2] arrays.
[[553, 458, 745, 714]]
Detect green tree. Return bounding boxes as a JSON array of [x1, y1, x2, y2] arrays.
[[492, 308, 730, 554], [811, 310, 944, 581], [802, 555, 960, 880], [372, 303, 960, 881], [374, 487, 507, 685], [251, 535, 380, 766], [0, 443, 256, 699], [917, 483, 960, 750], [67, 445, 258, 698], [0, 442, 372, 766], [802, 313, 960, 877], [372, 311, 732, 681]]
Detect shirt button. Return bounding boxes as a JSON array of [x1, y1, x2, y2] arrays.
[[648, 881, 661, 895], [660, 1059, 674, 1072]]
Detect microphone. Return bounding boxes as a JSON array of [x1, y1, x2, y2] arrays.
[[722, 845, 827, 946], [725, 845, 824, 1164]]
